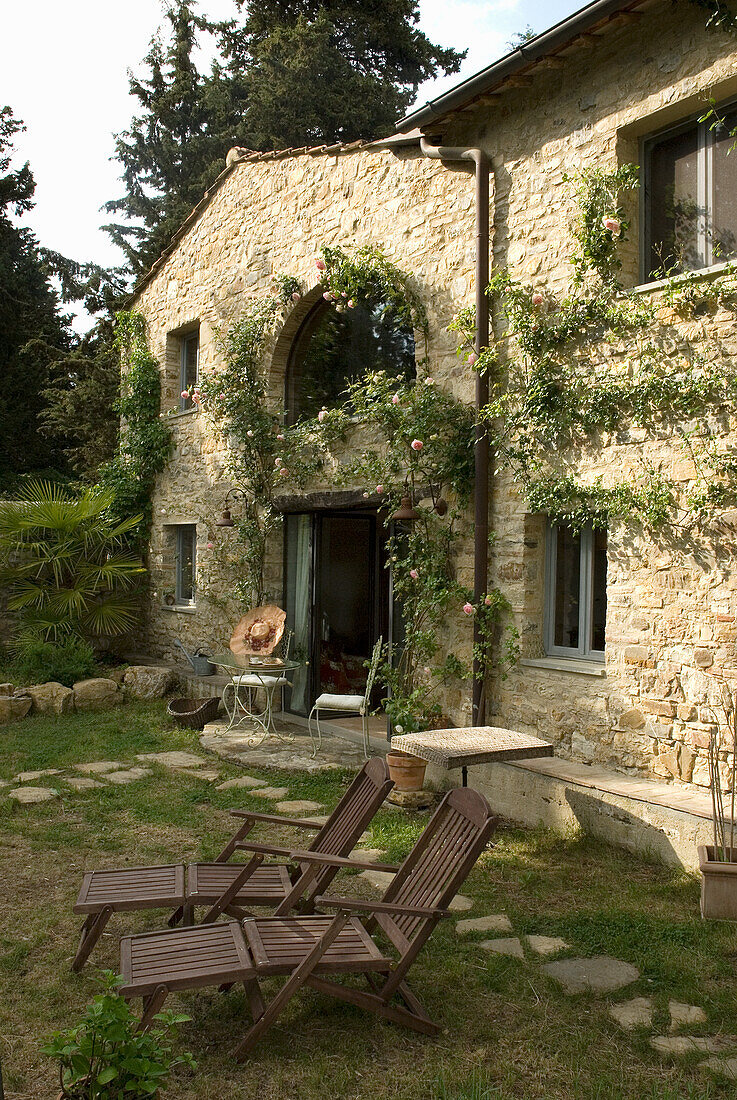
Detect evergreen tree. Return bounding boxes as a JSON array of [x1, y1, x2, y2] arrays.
[[103, 1, 251, 277], [0, 106, 72, 490], [223, 0, 465, 149]]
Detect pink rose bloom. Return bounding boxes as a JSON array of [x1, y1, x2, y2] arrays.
[[318, 410, 327, 422], [207, 541, 214, 550], [468, 352, 478, 367], [391, 394, 400, 405], [279, 467, 289, 477], [409, 569, 418, 579], [342, 291, 348, 297], [463, 602, 474, 615], [425, 376, 434, 385], [181, 390, 189, 399], [484, 594, 492, 605], [411, 439, 423, 451], [347, 299, 355, 308], [322, 291, 332, 300], [218, 392, 226, 400], [277, 433, 285, 440], [246, 430, 254, 437], [315, 258, 326, 270], [376, 484, 384, 494], [275, 456, 282, 465], [602, 215, 621, 236], [532, 292, 544, 306], [292, 291, 301, 301]]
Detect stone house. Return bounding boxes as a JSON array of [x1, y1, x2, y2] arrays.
[[129, 0, 737, 856]]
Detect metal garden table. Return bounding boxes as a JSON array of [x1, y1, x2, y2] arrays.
[[212, 653, 302, 746], [390, 725, 554, 786]]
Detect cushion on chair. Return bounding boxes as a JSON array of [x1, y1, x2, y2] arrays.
[[314, 693, 365, 711], [232, 674, 289, 687]]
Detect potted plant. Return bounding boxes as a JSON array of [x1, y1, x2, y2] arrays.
[[699, 678, 737, 920], [42, 971, 195, 1098]]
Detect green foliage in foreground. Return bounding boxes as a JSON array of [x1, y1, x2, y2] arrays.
[[13, 636, 97, 688]]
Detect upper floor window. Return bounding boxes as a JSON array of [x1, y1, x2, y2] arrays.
[[180, 330, 199, 410], [643, 103, 737, 279], [544, 522, 607, 661], [285, 299, 415, 424], [175, 524, 197, 605]]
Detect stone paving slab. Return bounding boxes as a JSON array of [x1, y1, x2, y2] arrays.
[[74, 761, 123, 774], [543, 956, 640, 994], [669, 1001, 707, 1030], [609, 997, 654, 1030], [449, 894, 473, 912], [201, 719, 367, 773], [215, 776, 267, 791], [274, 800, 323, 814], [65, 777, 106, 791], [106, 767, 152, 785], [480, 936, 524, 958], [14, 768, 61, 782], [350, 848, 387, 862], [251, 786, 290, 800], [527, 934, 569, 956], [700, 1056, 737, 1080], [652, 1035, 737, 1055], [456, 914, 513, 935], [137, 751, 208, 768], [9, 786, 58, 804]]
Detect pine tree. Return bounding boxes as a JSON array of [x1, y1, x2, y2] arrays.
[[223, 0, 465, 149], [103, 1, 251, 278], [0, 106, 72, 490]]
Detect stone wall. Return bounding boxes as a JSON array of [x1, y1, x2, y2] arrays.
[[130, 144, 480, 728]]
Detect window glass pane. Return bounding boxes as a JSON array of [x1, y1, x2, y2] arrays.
[[553, 526, 580, 649], [591, 527, 608, 652], [177, 526, 196, 602], [181, 333, 199, 408], [711, 108, 737, 263], [648, 124, 701, 275], [287, 300, 415, 423]]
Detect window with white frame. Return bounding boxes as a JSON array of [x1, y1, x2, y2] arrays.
[[643, 102, 737, 279], [544, 523, 607, 660], [179, 330, 199, 410], [175, 525, 197, 605]]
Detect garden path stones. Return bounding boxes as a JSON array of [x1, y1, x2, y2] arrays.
[[9, 786, 58, 804], [105, 767, 152, 785], [274, 800, 323, 814], [651, 1035, 737, 1055], [251, 786, 289, 800], [449, 894, 473, 912], [215, 776, 267, 791], [350, 848, 386, 862], [14, 768, 61, 782], [609, 997, 654, 1030], [136, 751, 208, 768], [65, 777, 105, 791], [542, 956, 639, 994], [480, 937, 525, 958], [669, 1001, 708, 1030], [700, 1056, 737, 1080], [456, 914, 513, 935], [74, 761, 123, 774], [527, 935, 569, 956]]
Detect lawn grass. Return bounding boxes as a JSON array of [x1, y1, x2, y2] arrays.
[[1, 701, 736, 1099]]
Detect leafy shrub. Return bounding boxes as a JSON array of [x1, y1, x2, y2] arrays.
[[14, 636, 97, 687], [42, 971, 195, 1099]]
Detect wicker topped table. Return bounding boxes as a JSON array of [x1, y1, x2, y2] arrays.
[[390, 726, 554, 786]]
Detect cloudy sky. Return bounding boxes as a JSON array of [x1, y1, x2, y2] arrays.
[[2, 0, 582, 321]]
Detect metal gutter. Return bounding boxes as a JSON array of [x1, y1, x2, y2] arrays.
[[397, 0, 646, 131], [419, 138, 490, 725]]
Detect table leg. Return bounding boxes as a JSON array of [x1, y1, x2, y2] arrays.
[[461, 766, 468, 787]]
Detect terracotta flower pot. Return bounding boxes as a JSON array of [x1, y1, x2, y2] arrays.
[[698, 845, 737, 920], [386, 749, 427, 792]]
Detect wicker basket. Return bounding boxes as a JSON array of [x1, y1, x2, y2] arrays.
[[167, 696, 221, 730]]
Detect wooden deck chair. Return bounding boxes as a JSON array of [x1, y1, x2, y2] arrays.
[[71, 757, 393, 971], [118, 787, 497, 1058]]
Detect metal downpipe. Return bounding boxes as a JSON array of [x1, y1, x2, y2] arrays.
[[419, 139, 490, 725]]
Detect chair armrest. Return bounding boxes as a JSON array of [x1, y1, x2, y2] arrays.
[[316, 895, 452, 919], [281, 848, 398, 872], [230, 810, 323, 829], [234, 841, 296, 858]]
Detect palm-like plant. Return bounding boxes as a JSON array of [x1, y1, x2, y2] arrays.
[[0, 481, 144, 642]]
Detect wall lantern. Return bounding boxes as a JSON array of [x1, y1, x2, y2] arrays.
[[215, 488, 246, 527], [391, 494, 420, 522]]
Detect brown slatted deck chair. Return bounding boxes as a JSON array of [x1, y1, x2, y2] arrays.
[[72, 757, 393, 971], [118, 787, 497, 1058]]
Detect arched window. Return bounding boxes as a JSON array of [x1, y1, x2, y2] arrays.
[[285, 298, 416, 423]]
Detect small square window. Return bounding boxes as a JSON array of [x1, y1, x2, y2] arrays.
[[180, 331, 199, 410], [643, 102, 737, 278], [175, 525, 197, 605], [544, 522, 606, 661]]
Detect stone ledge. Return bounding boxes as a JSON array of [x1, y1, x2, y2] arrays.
[[520, 657, 607, 677]]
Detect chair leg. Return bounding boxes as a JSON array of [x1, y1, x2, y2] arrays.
[[139, 984, 169, 1030], [71, 905, 113, 972], [308, 705, 322, 757], [232, 911, 348, 1060], [361, 711, 369, 760]]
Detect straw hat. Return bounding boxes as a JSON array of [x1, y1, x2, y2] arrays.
[[230, 605, 286, 657]]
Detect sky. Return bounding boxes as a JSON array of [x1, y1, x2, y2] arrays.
[[2, 0, 583, 329]]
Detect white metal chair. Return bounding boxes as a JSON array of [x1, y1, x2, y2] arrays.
[[308, 636, 383, 760], [223, 631, 293, 735]]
